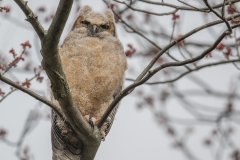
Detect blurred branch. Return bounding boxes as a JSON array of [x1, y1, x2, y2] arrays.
[[178, 0, 208, 12], [0, 106, 42, 160], [0, 14, 31, 30], [151, 107, 200, 160], [178, 89, 240, 100], [139, 0, 239, 12], [119, 15, 162, 50], [187, 74, 212, 91], [114, 0, 178, 16], [118, 0, 137, 14], [234, 29, 240, 58], [0, 88, 16, 103]]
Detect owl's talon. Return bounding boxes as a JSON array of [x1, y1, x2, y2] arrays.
[[101, 137, 105, 141], [89, 116, 96, 128], [100, 116, 112, 141], [107, 117, 111, 123], [101, 130, 106, 141], [84, 115, 96, 128]]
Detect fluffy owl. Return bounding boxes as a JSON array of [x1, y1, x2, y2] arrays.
[[51, 6, 127, 160]]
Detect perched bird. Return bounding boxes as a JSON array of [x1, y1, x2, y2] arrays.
[[51, 6, 127, 160]]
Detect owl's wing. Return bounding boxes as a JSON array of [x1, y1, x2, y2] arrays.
[[104, 84, 123, 136], [51, 110, 82, 160]]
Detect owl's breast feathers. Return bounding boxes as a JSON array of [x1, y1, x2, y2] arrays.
[[59, 35, 126, 120]]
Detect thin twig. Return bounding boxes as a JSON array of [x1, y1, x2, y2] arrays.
[[2, 48, 26, 75], [139, 0, 239, 12], [204, 0, 232, 34], [178, 0, 209, 12], [118, 14, 162, 50], [0, 69, 43, 103], [114, 0, 178, 16], [0, 73, 63, 119], [14, 0, 45, 40]]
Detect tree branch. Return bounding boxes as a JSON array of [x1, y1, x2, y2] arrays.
[[14, 0, 45, 40], [0, 73, 63, 118], [44, 0, 74, 49], [126, 59, 240, 85]]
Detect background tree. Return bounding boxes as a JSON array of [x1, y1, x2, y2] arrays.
[[0, 0, 240, 160]]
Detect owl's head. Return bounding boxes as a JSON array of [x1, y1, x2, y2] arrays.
[[72, 6, 117, 37]]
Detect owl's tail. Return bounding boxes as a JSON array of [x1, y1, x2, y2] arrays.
[[51, 110, 82, 160]]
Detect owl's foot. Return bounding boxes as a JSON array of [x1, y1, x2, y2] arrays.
[[84, 115, 96, 128], [100, 117, 112, 141]]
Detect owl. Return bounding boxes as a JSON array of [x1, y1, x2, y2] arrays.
[[51, 6, 127, 160]]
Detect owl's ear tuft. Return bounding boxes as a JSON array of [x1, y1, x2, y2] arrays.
[[71, 6, 92, 31], [79, 5, 92, 17], [104, 9, 114, 22], [105, 9, 117, 37], [109, 22, 116, 37]]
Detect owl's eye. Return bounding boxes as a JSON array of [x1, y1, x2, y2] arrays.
[[81, 20, 90, 25], [101, 24, 109, 30]]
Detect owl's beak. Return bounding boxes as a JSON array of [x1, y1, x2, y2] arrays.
[[91, 25, 98, 35]]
